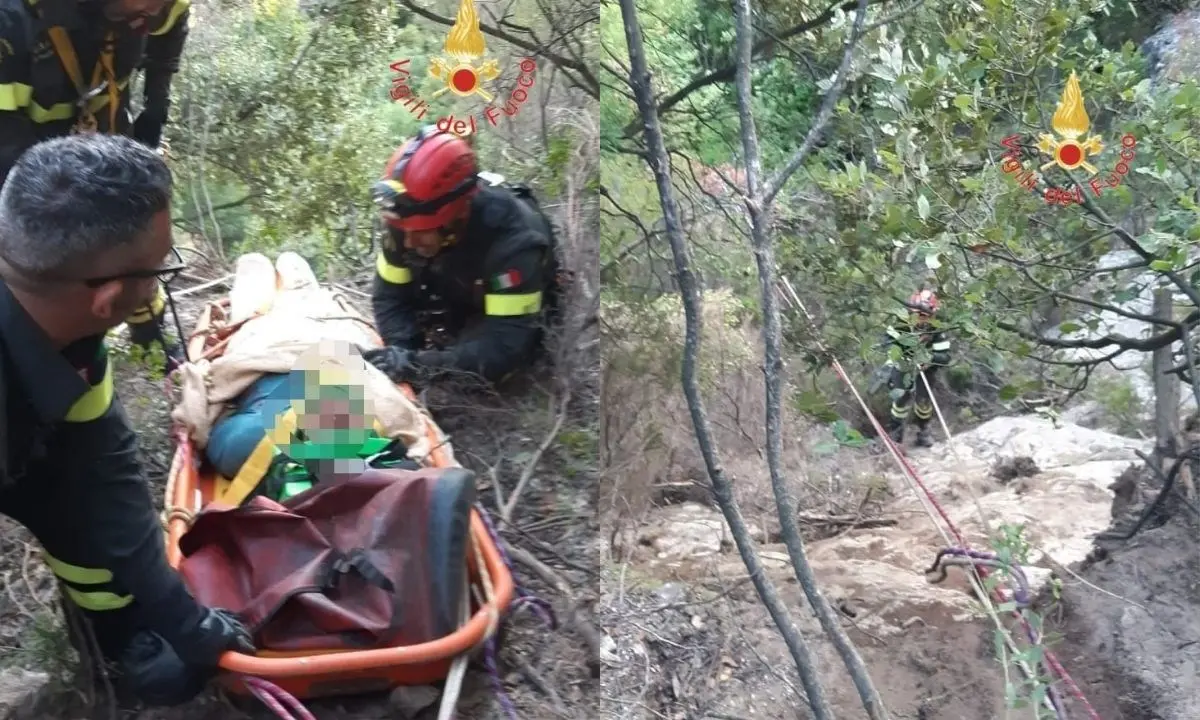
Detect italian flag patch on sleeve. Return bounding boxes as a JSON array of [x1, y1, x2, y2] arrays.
[[492, 269, 522, 290]]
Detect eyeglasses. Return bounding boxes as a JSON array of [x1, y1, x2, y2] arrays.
[[81, 246, 186, 288]]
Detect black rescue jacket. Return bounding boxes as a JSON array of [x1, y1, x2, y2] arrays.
[[0, 280, 207, 649], [0, 0, 190, 184], [372, 183, 558, 382]]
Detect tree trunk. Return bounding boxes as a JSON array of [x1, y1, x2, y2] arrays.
[[617, 1, 837, 717], [1153, 287, 1180, 460], [729, 0, 886, 715]]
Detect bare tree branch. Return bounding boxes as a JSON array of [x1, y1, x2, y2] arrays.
[[996, 315, 1194, 352], [617, 0, 838, 715], [762, 0, 872, 206], [732, 0, 886, 714], [622, 0, 893, 136], [397, 0, 599, 98]]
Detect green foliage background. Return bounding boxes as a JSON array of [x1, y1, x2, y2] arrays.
[[603, 0, 1200, 423], [163, 0, 587, 280]]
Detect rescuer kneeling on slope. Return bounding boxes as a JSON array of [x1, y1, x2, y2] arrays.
[[365, 127, 561, 385], [884, 289, 951, 448], [0, 135, 253, 707]]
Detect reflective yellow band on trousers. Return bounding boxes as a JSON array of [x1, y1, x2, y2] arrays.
[[150, 0, 191, 35], [128, 286, 167, 324], [485, 291, 542, 317], [43, 551, 133, 611], [65, 360, 114, 423], [376, 253, 412, 285]]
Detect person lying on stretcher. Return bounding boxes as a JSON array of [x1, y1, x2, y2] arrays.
[[204, 342, 423, 506]]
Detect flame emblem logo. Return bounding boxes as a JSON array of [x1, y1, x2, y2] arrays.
[[429, 0, 501, 102], [1036, 71, 1105, 175]]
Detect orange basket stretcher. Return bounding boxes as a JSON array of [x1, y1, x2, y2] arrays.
[[161, 295, 516, 702]]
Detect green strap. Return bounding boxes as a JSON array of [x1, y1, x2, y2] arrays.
[[359, 436, 392, 456], [280, 480, 313, 500]]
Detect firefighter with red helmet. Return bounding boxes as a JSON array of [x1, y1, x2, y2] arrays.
[[884, 289, 951, 447], [364, 127, 558, 383]]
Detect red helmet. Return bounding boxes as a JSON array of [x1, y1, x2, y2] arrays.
[[372, 127, 479, 231], [908, 289, 939, 315]]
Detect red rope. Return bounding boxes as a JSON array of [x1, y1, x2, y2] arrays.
[[829, 360, 1101, 720]]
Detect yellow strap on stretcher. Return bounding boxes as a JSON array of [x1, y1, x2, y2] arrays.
[[215, 407, 298, 507]]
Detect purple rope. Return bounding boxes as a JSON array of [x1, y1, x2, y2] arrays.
[[482, 638, 520, 720], [474, 503, 559, 719], [935, 548, 1066, 719], [475, 503, 558, 628]]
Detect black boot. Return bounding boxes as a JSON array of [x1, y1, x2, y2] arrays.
[[915, 423, 933, 448], [117, 630, 211, 707], [886, 417, 905, 445]]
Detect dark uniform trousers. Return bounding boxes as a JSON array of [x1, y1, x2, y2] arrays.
[[886, 326, 951, 429], [888, 364, 937, 426]]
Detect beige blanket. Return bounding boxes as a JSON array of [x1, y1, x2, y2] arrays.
[[169, 253, 456, 466]]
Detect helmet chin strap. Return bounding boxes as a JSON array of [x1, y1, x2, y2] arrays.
[[437, 214, 470, 247]]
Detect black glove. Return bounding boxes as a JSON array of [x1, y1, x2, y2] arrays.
[[132, 105, 169, 149], [172, 607, 255, 667], [363, 346, 418, 383]]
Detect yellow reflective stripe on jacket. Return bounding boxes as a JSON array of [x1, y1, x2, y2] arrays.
[[64, 360, 114, 423], [0, 83, 33, 111], [43, 552, 112, 584], [151, 285, 167, 314], [150, 0, 192, 35], [23, 78, 131, 124], [485, 291, 542, 317], [0, 77, 129, 119], [63, 585, 134, 610], [375, 253, 412, 285], [43, 551, 133, 611]]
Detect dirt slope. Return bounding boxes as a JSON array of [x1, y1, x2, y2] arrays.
[[603, 414, 1164, 719]]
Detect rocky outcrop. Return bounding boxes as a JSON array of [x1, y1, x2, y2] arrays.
[[617, 415, 1153, 718], [0, 669, 53, 720], [804, 415, 1150, 638]]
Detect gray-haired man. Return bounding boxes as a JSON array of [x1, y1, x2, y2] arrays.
[[0, 134, 253, 706]]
